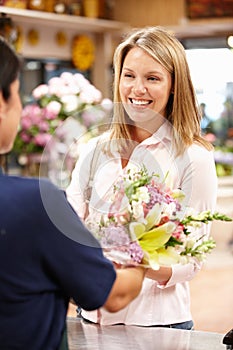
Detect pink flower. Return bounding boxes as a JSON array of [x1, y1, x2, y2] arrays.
[[31, 114, 42, 126], [99, 225, 130, 248], [80, 85, 102, 104], [20, 132, 31, 142], [39, 121, 50, 132], [129, 242, 144, 263], [81, 108, 105, 128], [172, 223, 184, 240], [21, 116, 32, 130], [34, 133, 52, 146], [204, 133, 216, 143], [61, 95, 79, 113], [14, 71, 112, 155], [22, 104, 41, 118], [60, 71, 73, 82], [74, 73, 90, 89], [60, 72, 80, 94], [46, 100, 62, 114], [101, 98, 113, 111], [32, 84, 49, 99], [49, 83, 70, 97], [44, 101, 61, 120]]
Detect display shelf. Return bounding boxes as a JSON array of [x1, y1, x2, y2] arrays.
[[166, 17, 233, 39], [0, 6, 129, 98], [0, 6, 128, 33]]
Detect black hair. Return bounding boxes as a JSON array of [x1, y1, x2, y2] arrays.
[[0, 36, 21, 101]]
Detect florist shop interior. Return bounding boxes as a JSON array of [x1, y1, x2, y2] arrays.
[[0, 0, 233, 342]]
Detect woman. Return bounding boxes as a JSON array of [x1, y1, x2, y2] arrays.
[[66, 26, 218, 328], [0, 36, 146, 350]]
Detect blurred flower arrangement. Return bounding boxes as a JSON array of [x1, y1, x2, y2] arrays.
[[13, 72, 112, 156], [214, 145, 233, 177], [88, 165, 232, 269]]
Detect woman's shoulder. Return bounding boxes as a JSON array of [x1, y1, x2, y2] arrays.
[[188, 142, 214, 155], [88, 131, 111, 146], [78, 132, 111, 159], [186, 142, 215, 164]]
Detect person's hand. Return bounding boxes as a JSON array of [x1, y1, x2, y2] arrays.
[[103, 265, 147, 312], [146, 266, 172, 284], [112, 261, 123, 269]]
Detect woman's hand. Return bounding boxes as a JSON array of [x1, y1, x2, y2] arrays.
[[146, 266, 172, 285]]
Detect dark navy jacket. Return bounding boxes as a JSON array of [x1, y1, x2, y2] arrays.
[[0, 171, 116, 350]]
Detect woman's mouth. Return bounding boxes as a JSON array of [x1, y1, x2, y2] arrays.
[[129, 98, 152, 106]]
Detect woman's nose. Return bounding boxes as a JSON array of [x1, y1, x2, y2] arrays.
[[132, 80, 147, 95]]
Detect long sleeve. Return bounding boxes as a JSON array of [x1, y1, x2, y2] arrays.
[[179, 144, 217, 215], [66, 136, 100, 219], [161, 144, 218, 288]]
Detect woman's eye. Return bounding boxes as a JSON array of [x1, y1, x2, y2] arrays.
[[148, 76, 159, 81], [124, 73, 134, 78]]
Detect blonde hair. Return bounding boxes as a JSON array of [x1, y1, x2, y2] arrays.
[[108, 26, 212, 155]]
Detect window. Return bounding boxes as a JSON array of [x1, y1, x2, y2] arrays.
[[186, 47, 233, 176]]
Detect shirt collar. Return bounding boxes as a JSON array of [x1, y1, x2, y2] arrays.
[[141, 120, 173, 146]]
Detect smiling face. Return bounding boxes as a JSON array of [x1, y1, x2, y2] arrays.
[[119, 47, 172, 133]]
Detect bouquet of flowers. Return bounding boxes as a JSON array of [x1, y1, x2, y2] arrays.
[[90, 165, 232, 269], [13, 72, 112, 155]]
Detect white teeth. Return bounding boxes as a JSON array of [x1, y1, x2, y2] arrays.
[[131, 99, 150, 105]]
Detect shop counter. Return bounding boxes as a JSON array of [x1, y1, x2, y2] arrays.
[[67, 317, 226, 350]]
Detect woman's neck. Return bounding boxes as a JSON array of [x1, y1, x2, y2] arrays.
[[120, 126, 152, 169], [129, 124, 152, 143], [120, 119, 165, 168]]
